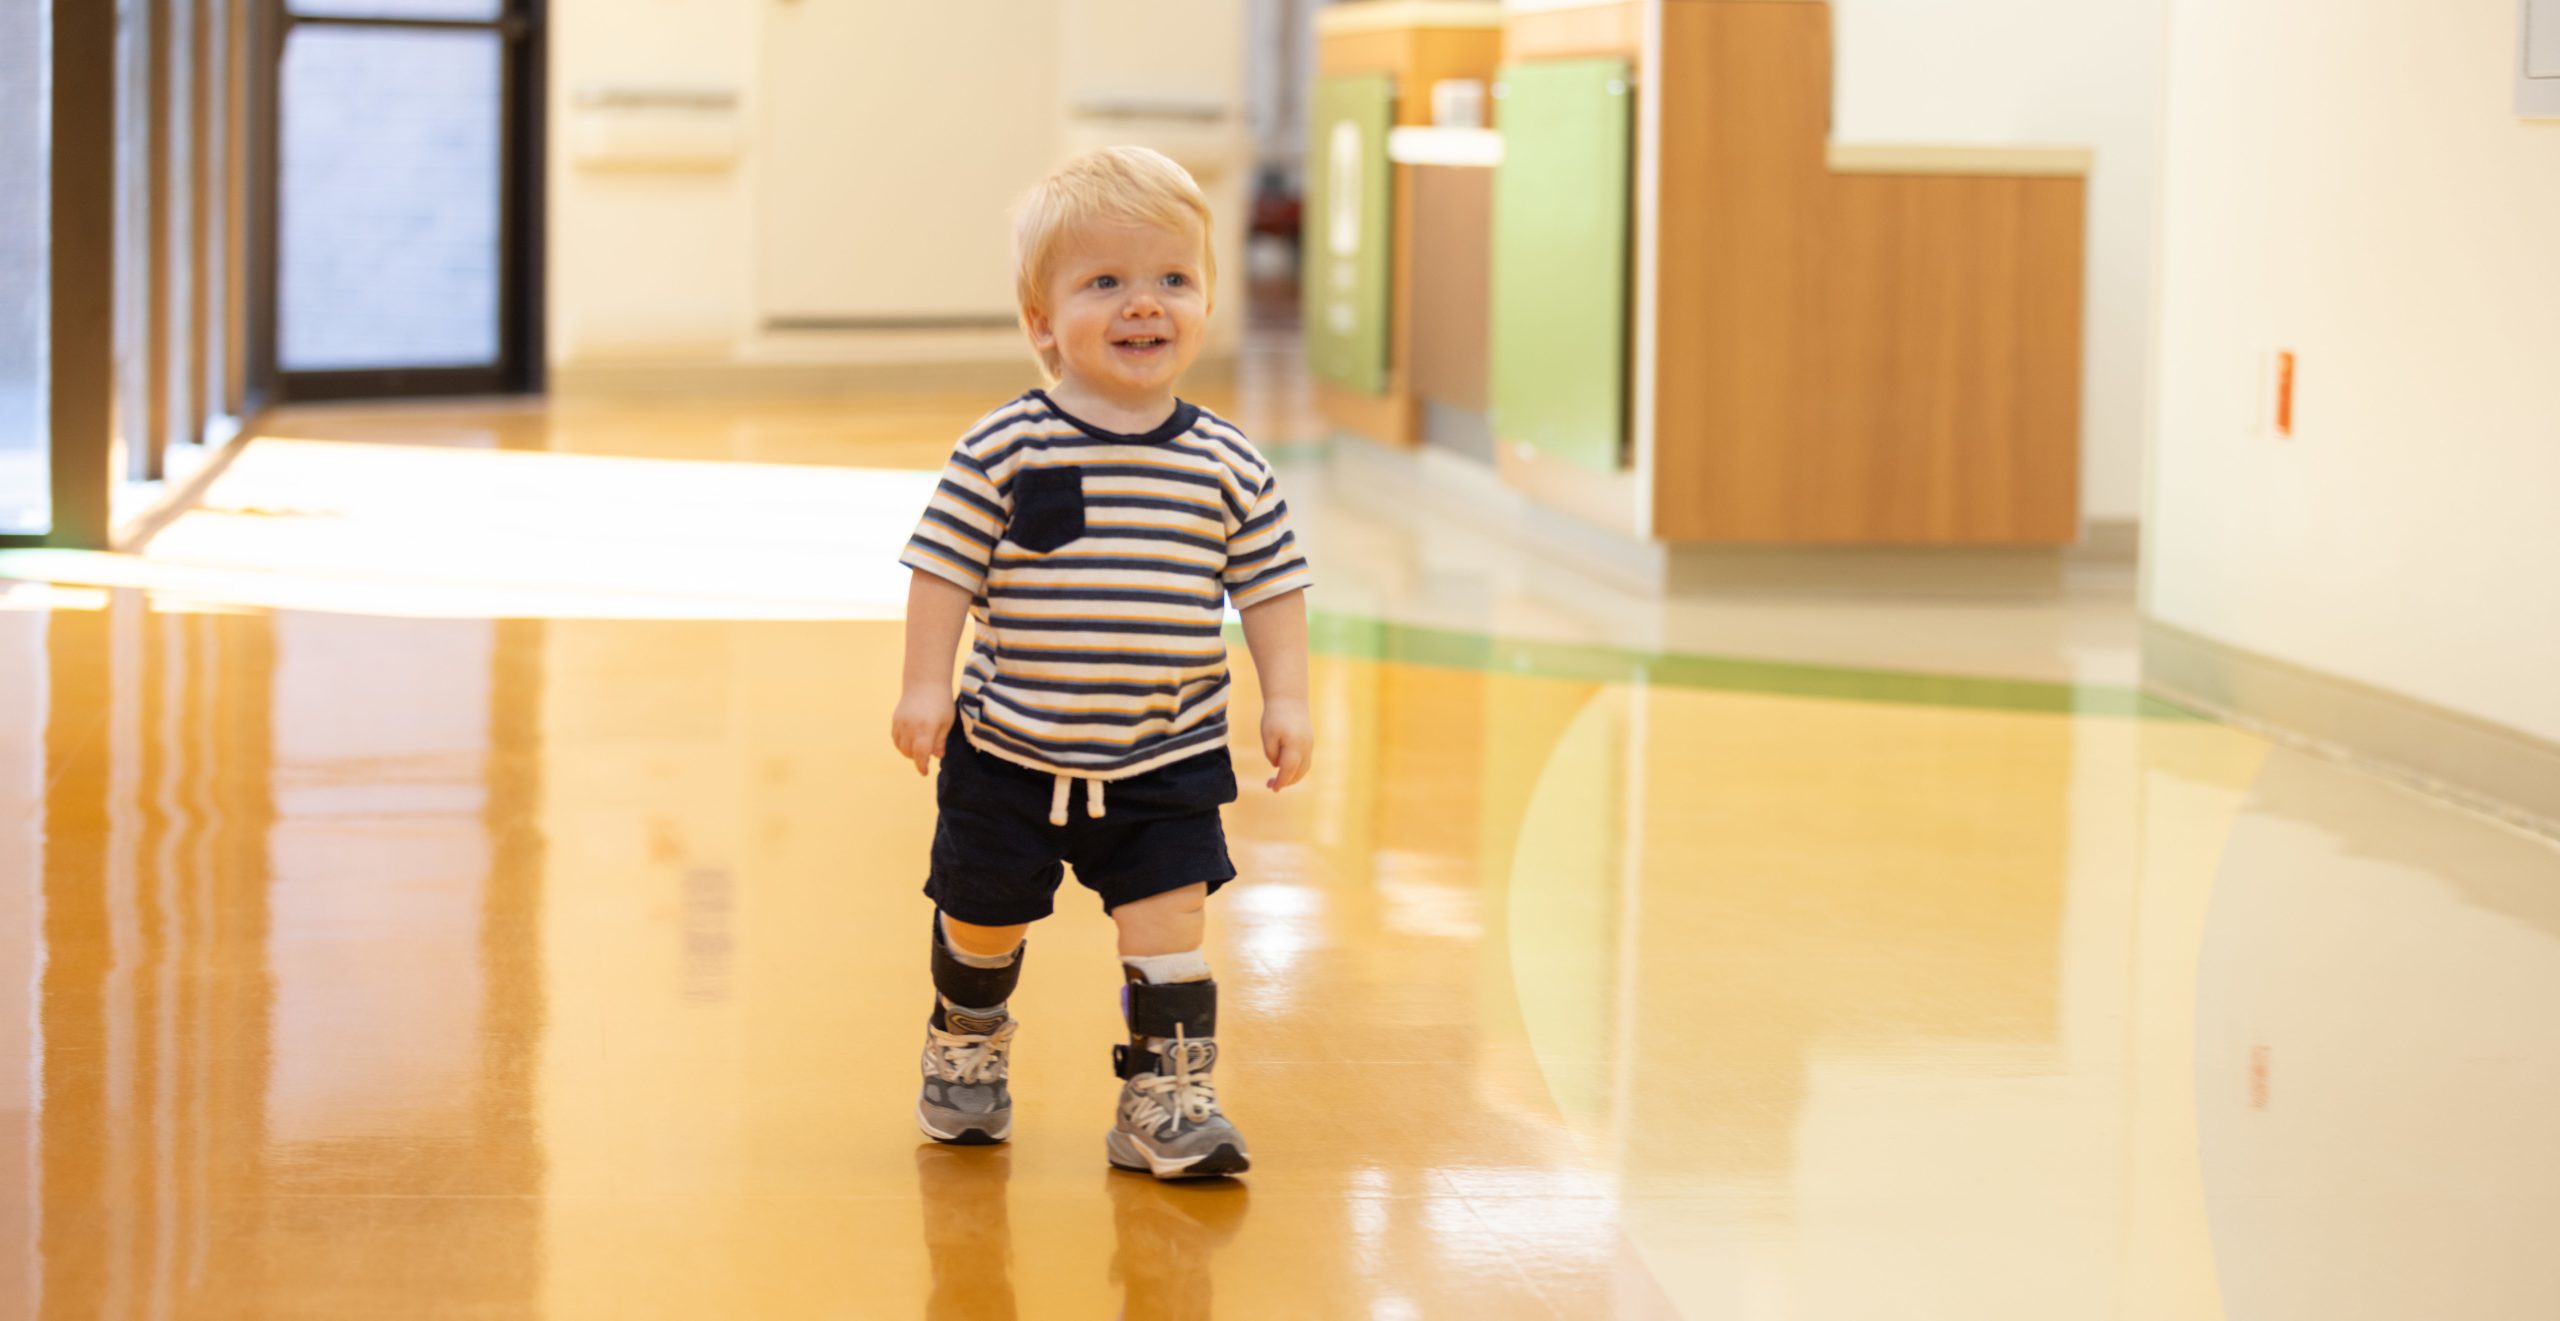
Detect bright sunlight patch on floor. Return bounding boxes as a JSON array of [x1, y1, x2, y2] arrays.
[[0, 439, 939, 619]]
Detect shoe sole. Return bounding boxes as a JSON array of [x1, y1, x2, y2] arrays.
[[1106, 1129, 1250, 1179], [918, 1102, 1010, 1146]]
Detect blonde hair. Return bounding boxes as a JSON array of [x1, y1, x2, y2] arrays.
[[1013, 146, 1216, 381]]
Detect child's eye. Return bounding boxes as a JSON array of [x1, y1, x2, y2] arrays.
[[1162, 273, 1188, 288], [1092, 275, 1118, 290]]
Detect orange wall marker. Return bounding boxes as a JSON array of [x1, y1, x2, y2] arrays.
[[2275, 350, 2296, 437]]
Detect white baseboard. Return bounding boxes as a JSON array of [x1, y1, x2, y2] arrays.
[[2144, 618, 2560, 840], [1325, 434, 1675, 593]]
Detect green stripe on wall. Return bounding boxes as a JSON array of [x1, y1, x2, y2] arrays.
[[1251, 613, 2199, 720]]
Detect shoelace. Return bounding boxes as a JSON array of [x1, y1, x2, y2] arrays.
[[1048, 774, 1106, 827], [1123, 1027, 1219, 1135], [925, 1018, 1017, 1085]]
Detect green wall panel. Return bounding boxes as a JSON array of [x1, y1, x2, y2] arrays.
[[1490, 59, 1631, 473], [1303, 74, 1395, 396]]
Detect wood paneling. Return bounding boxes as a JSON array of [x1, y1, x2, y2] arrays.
[[1318, 376, 1418, 447], [1650, 1, 2084, 544], [1409, 165, 1492, 413], [1503, 1, 1644, 68], [1314, 1, 1505, 40], [1316, 28, 1421, 80], [1827, 143, 2094, 177], [1317, 27, 1503, 127]]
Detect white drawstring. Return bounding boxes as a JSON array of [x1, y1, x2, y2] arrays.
[[1048, 774, 1108, 827]]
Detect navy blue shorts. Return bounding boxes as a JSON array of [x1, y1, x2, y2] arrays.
[[924, 722, 1239, 926]]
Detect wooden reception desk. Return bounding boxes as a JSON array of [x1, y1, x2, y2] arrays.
[[1310, 3, 1505, 450], [1312, 0, 2088, 552], [1648, 0, 2086, 544]]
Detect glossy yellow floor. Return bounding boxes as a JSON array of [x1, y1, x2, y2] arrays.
[[3, 366, 2557, 1318]]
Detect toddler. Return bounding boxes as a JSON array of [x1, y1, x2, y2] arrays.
[[888, 147, 1314, 1179]]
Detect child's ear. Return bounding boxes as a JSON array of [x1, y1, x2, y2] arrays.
[[1022, 305, 1054, 351]]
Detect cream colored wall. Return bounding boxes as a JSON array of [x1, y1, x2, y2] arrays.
[[548, 0, 1251, 375], [2146, 0, 2560, 742], [1831, 0, 2168, 530], [1057, 0, 1252, 358], [754, 6, 1061, 329], [547, 0, 759, 365]]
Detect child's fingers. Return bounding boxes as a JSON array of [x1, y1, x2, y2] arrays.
[[914, 716, 952, 776], [1266, 736, 1311, 791]]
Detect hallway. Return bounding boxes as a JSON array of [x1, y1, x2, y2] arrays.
[[2, 377, 2557, 1319]]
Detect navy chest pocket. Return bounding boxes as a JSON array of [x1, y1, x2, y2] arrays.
[[1007, 465, 1086, 553]]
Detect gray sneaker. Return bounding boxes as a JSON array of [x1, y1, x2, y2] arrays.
[[918, 1006, 1017, 1145], [1106, 1031, 1250, 1179]]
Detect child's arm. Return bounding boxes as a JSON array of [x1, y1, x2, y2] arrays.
[[1239, 589, 1313, 792], [891, 570, 975, 775]]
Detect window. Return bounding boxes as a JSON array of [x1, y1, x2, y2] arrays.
[[0, 0, 48, 535]]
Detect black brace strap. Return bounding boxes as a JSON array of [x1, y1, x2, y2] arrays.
[[1123, 974, 1217, 1040], [931, 911, 1024, 1010]]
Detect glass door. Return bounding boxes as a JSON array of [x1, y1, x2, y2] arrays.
[[266, 0, 540, 401], [4, 0, 263, 550], [1, 0, 48, 534]]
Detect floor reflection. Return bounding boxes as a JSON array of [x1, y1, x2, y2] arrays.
[[16, 600, 549, 1319], [916, 1145, 1019, 1321], [1, 390, 2554, 1317], [1105, 1170, 1249, 1321]]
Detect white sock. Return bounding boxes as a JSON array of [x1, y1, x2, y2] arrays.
[[1121, 949, 1211, 984]]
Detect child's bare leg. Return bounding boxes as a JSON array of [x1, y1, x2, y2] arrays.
[[918, 911, 1029, 1147], [1106, 883, 1245, 1178], [1110, 884, 1208, 959], [943, 915, 1030, 960]]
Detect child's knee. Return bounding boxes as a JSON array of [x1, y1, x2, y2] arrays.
[[942, 913, 1029, 957], [1113, 884, 1209, 923]]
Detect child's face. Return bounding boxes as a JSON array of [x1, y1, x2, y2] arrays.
[[1028, 218, 1209, 405]]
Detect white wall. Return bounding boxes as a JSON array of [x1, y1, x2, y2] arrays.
[[547, 0, 760, 363], [1056, 0, 1253, 357], [2146, 0, 2560, 742], [547, 0, 1252, 374], [1831, 0, 2169, 528]]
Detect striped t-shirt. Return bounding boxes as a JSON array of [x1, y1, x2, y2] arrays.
[[900, 390, 1313, 780]]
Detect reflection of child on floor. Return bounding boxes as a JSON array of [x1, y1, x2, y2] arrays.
[[914, 1143, 1248, 1320], [890, 147, 1315, 1179]]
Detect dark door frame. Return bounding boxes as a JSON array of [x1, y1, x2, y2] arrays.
[[14, 0, 120, 550], [257, 0, 546, 405]]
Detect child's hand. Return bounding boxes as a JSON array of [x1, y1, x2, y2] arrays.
[[1260, 698, 1314, 792], [890, 684, 955, 776]]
